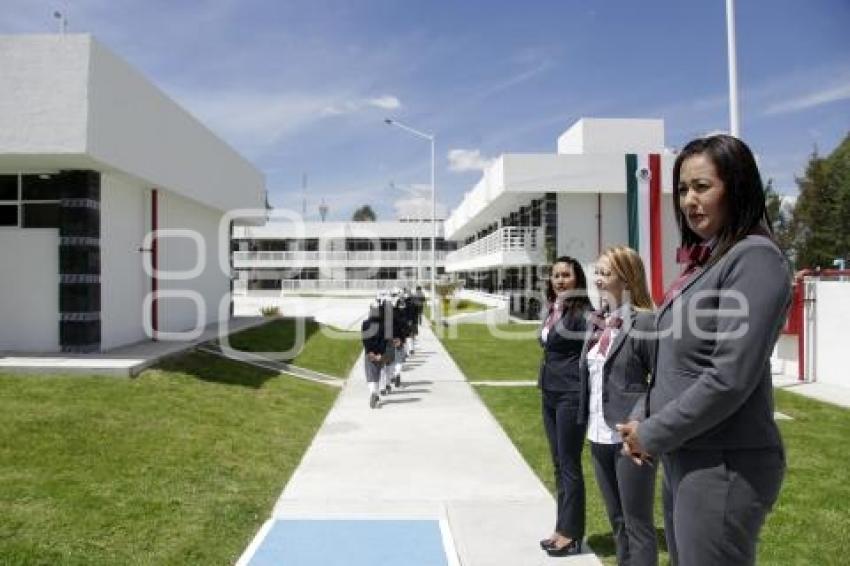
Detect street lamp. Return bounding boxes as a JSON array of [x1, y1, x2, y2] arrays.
[[384, 118, 438, 321]]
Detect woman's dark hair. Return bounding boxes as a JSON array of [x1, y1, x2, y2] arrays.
[[672, 134, 774, 264], [545, 255, 592, 313]]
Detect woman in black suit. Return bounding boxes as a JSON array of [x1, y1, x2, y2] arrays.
[[580, 246, 657, 566], [618, 135, 791, 565], [538, 256, 593, 557]]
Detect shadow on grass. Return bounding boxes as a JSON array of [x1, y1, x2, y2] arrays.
[[155, 351, 280, 389], [586, 527, 668, 560], [224, 317, 320, 358]]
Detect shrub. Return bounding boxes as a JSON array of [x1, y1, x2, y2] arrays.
[[259, 305, 281, 318]]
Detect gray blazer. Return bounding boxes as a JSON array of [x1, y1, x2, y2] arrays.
[[638, 235, 791, 455], [578, 307, 655, 428]]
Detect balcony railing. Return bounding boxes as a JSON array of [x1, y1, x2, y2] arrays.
[[232, 250, 447, 267], [445, 227, 545, 271]]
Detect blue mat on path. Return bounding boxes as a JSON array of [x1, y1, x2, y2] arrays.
[[248, 519, 450, 566]]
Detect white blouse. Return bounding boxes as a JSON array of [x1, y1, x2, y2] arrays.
[[586, 327, 622, 445]]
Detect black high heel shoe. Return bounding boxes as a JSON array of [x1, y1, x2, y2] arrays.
[[539, 538, 555, 550], [545, 538, 581, 557]]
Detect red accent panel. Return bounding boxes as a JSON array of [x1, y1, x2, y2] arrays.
[[648, 154, 663, 303], [151, 189, 158, 340]]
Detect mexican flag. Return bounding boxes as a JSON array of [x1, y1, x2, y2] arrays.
[[626, 154, 664, 304]]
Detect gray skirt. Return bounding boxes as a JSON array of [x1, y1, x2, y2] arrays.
[[364, 356, 382, 383]]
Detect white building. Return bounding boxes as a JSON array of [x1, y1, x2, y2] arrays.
[[444, 118, 679, 317], [232, 220, 455, 292], [0, 35, 266, 353]]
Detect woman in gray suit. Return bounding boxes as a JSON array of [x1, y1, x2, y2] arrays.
[[538, 256, 593, 557], [618, 135, 791, 565], [580, 246, 657, 566]]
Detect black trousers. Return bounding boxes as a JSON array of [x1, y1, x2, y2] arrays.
[[662, 447, 785, 566], [541, 388, 586, 540], [590, 442, 658, 566]]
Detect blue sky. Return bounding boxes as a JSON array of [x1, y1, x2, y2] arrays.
[[3, 0, 849, 221]]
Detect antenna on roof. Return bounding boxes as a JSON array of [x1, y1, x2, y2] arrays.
[[319, 199, 329, 222], [301, 173, 307, 216], [53, 10, 68, 34]]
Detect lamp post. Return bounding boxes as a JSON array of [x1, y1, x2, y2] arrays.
[[384, 118, 438, 321]]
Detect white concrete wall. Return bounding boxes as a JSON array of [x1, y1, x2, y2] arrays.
[[157, 189, 230, 334], [0, 230, 58, 351], [814, 280, 850, 387], [557, 193, 598, 265], [100, 173, 148, 350], [85, 37, 265, 214], [557, 118, 664, 155], [0, 34, 265, 214], [0, 35, 89, 155]]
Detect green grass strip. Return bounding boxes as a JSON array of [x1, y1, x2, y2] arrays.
[[225, 318, 362, 377]]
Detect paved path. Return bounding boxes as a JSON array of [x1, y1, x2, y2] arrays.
[[238, 321, 601, 565]]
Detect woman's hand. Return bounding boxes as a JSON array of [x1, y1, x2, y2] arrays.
[[616, 421, 654, 466]]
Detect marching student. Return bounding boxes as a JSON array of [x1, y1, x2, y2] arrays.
[[538, 256, 593, 557], [389, 289, 409, 388], [361, 301, 386, 409], [579, 246, 657, 566], [618, 135, 791, 565], [403, 288, 418, 356]]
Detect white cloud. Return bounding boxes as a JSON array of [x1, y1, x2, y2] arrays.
[[168, 87, 402, 156], [447, 149, 495, 172], [367, 95, 401, 110], [170, 89, 335, 154], [392, 183, 448, 220], [322, 95, 402, 116], [764, 80, 850, 116]]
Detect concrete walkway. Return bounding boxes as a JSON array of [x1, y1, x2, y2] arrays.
[[238, 322, 601, 565]]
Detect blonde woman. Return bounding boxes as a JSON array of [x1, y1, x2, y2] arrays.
[[579, 246, 657, 565]]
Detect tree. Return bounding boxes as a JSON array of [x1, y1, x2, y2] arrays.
[[764, 179, 794, 261], [790, 134, 850, 269], [351, 204, 377, 222]]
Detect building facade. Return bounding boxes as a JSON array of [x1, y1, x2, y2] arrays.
[[0, 35, 266, 352], [232, 220, 455, 292], [444, 118, 679, 317]]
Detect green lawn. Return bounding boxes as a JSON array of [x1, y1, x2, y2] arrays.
[[436, 322, 542, 381], [0, 323, 350, 565], [474, 385, 849, 566], [225, 317, 362, 377]]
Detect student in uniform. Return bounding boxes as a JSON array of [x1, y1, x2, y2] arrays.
[[361, 301, 386, 409]]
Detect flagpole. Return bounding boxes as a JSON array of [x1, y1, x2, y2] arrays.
[[726, 0, 740, 137]]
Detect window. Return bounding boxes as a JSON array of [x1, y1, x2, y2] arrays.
[[0, 175, 17, 200], [0, 205, 17, 226], [0, 173, 61, 229]]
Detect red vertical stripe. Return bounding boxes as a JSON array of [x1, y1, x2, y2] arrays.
[[649, 154, 663, 303], [151, 189, 158, 340]]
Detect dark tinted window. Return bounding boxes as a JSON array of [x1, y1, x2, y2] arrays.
[[22, 203, 60, 228], [0, 204, 18, 226], [22, 174, 62, 200], [0, 175, 17, 200]]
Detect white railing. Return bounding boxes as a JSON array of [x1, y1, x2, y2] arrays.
[[277, 279, 419, 291], [445, 227, 544, 265], [233, 250, 447, 265]]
